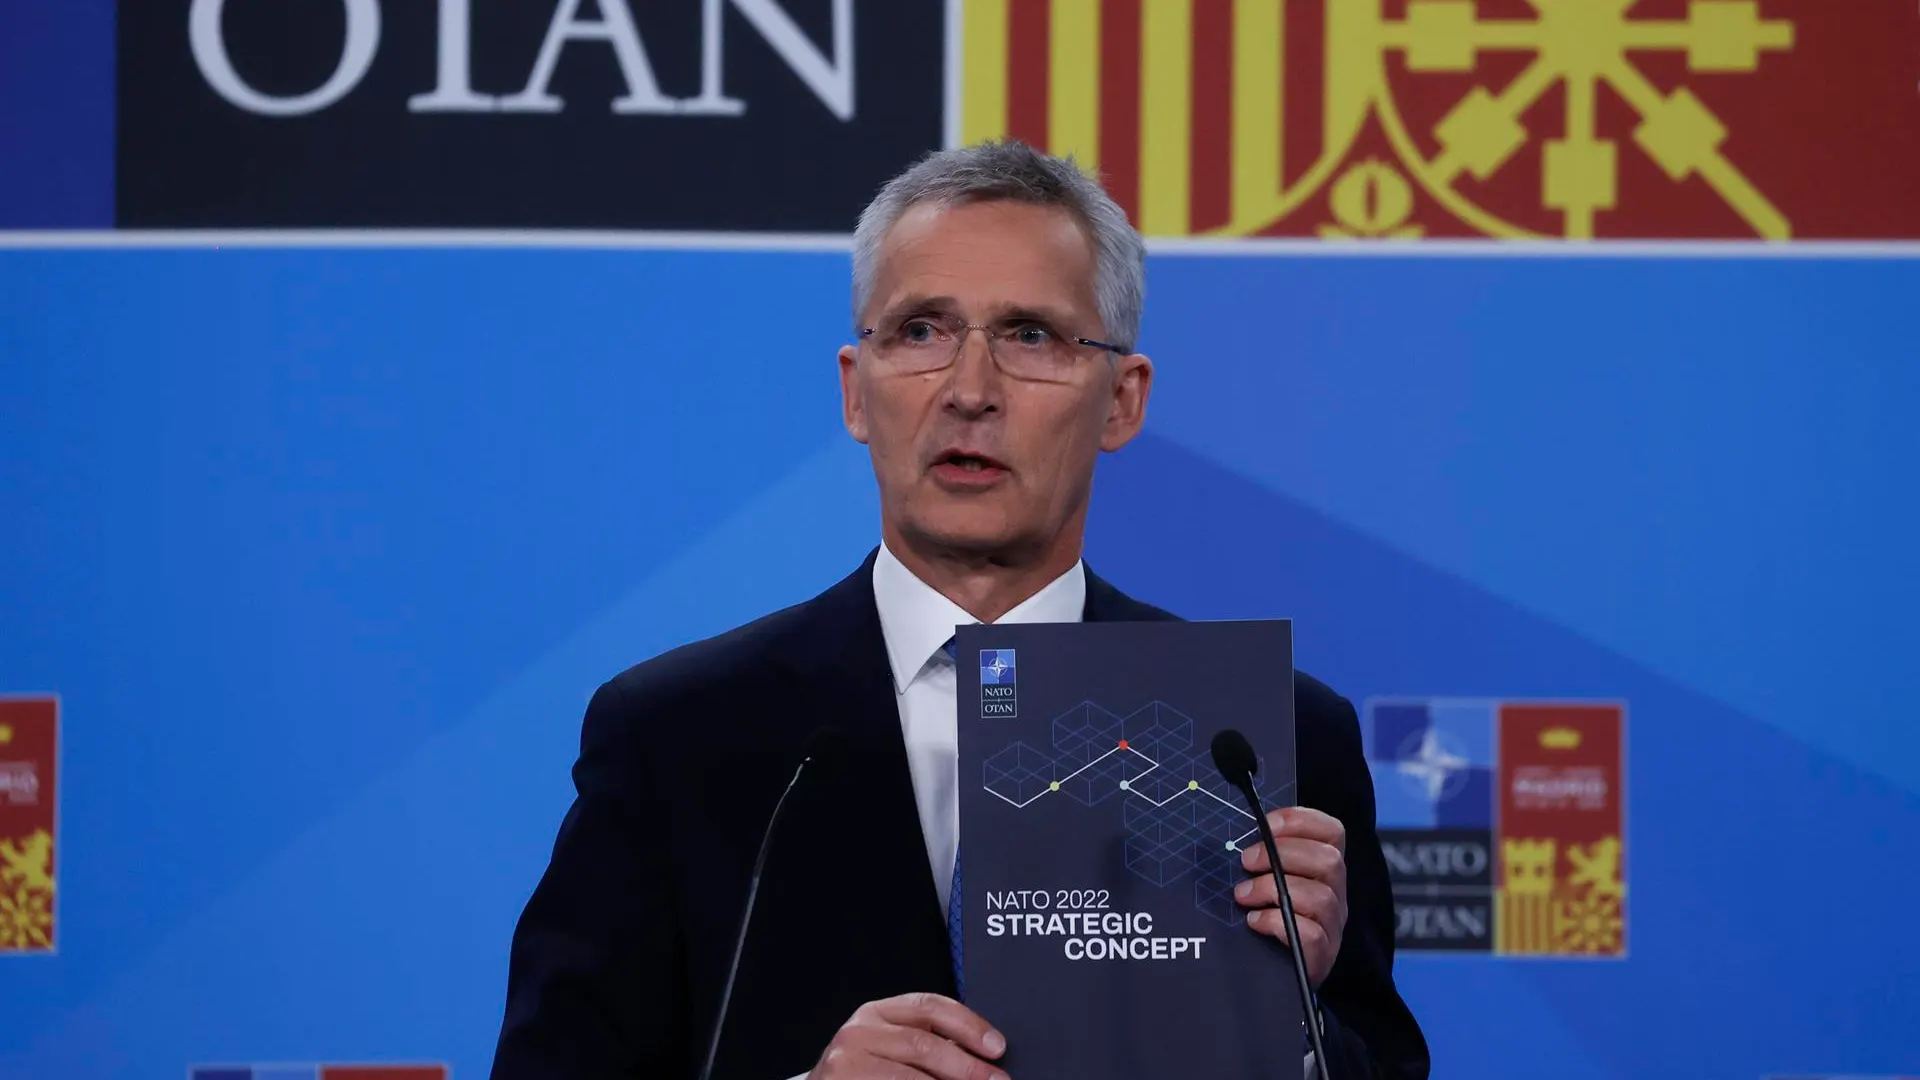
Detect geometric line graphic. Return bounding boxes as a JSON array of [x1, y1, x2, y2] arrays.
[[983, 699, 1290, 925]]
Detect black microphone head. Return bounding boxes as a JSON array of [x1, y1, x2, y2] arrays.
[[1211, 728, 1258, 783], [801, 725, 846, 764]]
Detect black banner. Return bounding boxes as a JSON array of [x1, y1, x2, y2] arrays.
[[117, 0, 945, 230], [1380, 827, 1495, 953]]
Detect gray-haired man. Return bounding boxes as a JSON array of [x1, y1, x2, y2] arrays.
[[491, 140, 1429, 1080]]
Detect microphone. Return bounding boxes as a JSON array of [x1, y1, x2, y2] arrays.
[[696, 726, 844, 1080], [1210, 728, 1331, 1080]]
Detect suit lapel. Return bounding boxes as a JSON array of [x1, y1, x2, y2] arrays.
[[771, 550, 955, 980], [704, 553, 956, 1078]]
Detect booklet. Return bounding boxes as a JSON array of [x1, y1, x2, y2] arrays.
[[953, 619, 1303, 1078]]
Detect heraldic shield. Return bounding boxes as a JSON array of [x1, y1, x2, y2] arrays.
[[957, 0, 1920, 241]]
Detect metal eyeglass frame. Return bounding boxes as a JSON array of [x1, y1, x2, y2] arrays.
[[857, 321, 1128, 376]]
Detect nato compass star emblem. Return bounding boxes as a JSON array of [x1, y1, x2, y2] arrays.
[[977, 649, 1018, 716], [979, 649, 1017, 684], [1396, 726, 1470, 804]]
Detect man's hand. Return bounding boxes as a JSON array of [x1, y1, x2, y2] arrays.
[[809, 992, 1009, 1080], [1233, 807, 1349, 987]]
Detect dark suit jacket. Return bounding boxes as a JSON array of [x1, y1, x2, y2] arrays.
[[492, 550, 1429, 1080]]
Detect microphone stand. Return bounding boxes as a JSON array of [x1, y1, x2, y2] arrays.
[[1233, 781, 1332, 1080], [697, 749, 822, 1080]]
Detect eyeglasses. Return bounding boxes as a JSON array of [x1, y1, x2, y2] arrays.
[[858, 313, 1126, 383]]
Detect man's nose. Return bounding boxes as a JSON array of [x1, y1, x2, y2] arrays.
[[944, 327, 1001, 414]]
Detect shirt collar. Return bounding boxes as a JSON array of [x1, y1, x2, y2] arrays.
[[871, 541, 1086, 693]]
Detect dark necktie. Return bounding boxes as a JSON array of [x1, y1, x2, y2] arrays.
[[949, 843, 966, 999], [941, 636, 965, 999]]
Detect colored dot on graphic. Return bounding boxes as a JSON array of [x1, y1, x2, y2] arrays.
[[1049, 781, 1060, 791], [1117, 739, 1129, 750], [1224, 840, 1237, 851], [1119, 780, 1132, 791], [1188, 780, 1199, 790]]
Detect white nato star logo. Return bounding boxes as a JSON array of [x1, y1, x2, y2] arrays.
[[1396, 727, 1470, 803], [985, 656, 1010, 678]]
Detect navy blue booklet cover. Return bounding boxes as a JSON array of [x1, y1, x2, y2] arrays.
[[953, 619, 1302, 1078]]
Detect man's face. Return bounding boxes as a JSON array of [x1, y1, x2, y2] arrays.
[[838, 199, 1152, 563]]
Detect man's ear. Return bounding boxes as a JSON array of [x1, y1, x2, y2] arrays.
[[1099, 352, 1153, 452], [838, 344, 870, 444]]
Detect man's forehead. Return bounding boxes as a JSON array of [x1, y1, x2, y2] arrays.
[[868, 199, 1099, 315], [879, 198, 1092, 255]]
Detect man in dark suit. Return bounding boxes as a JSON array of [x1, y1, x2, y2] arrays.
[[491, 140, 1429, 1080]]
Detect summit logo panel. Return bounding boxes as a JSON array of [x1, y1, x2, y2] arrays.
[[114, 0, 1920, 239], [0, 696, 58, 956], [1364, 697, 1626, 957]]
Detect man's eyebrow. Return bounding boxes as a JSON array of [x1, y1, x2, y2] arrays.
[[993, 304, 1074, 326], [871, 296, 1082, 327], [876, 294, 959, 318]]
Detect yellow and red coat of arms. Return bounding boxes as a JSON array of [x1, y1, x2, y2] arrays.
[[960, 0, 1920, 241]]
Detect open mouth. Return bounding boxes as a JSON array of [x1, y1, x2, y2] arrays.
[[937, 453, 1004, 472], [936, 453, 998, 470], [931, 450, 1010, 481]]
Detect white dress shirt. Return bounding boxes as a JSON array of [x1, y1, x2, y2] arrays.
[[870, 541, 1086, 918]]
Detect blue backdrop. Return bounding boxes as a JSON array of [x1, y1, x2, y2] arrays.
[[2, 243, 1916, 1078]]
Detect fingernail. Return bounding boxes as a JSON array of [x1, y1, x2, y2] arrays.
[[1245, 910, 1259, 927], [984, 1030, 1006, 1056], [1233, 880, 1252, 899]]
